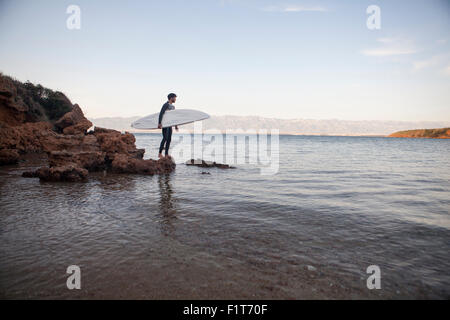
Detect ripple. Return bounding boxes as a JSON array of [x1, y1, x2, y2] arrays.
[[1, 135, 450, 299]]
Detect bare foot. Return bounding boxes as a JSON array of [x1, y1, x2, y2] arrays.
[[158, 153, 163, 159]]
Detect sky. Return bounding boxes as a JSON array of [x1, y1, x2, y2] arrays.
[[0, 0, 449, 121]]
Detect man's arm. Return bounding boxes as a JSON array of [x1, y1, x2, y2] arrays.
[[158, 104, 168, 128]]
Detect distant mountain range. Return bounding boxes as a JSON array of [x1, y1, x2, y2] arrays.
[[89, 115, 450, 136]]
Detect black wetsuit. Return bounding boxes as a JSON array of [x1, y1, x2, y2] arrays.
[[158, 102, 175, 155]]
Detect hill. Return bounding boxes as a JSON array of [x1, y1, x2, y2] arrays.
[[389, 128, 450, 139]]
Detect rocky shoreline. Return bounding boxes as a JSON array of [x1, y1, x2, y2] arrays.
[[0, 74, 175, 181]]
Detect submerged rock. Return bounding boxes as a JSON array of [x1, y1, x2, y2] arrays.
[[185, 159, 235, 169]]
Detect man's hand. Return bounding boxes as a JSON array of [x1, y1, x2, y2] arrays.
[[175, 126, 179, 132], [158, 124, 162, 129]]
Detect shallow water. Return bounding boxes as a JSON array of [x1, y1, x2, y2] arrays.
[[0, 134, 449, 299]]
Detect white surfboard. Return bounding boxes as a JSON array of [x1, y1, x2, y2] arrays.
[[131, 109, 210, 129]]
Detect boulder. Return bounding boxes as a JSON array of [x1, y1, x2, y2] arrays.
[[111, 154, 175, 175], [54, 104, 92, 134], [93, 127, 144, 161], [30, 164, 88, 182], [0, 149, 20, 165], [48, 150, 106, 171]]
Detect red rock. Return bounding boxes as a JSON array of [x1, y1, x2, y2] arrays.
[[91, 127, 117, 134], [0, 75, 29, 125], [0, 122, 53, 153], [111, 154, 175, 175], [0, 149, 20, 165], [48, 150, 106, 171], [54, 104, 92, 134], [1, 73, 176, 181], [93, 127, 144, 161], [33, 164, 88, 182]]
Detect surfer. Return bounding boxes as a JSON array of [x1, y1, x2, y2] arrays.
[[158, 93, 179, 158]]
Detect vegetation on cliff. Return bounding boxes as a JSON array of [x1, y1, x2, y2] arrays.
[[388, 128, 450, 139], [0, 73, 73, 124]]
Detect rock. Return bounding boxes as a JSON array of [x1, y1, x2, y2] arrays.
[[48, 150, 106, 171], [91, 127, 116, 134], [111, 154, 175, 175], [0, 122, 54, 154], [0, 73, 176, 181], [185, 159, 235, 169], [93, 127, 143, 161], [33, 164, 88, 182], [0, 75, 29, 125], [0, 74, 73, 125], [22, 170, 38, 178], [0, 149, 20, 165], [54, 104, 92, 134]]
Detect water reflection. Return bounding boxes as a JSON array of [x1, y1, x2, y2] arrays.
[[157, 173, 177, 236], [95, 172, 138, 192]]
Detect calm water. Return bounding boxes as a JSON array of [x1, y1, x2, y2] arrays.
[[0, 134, 449, 299]]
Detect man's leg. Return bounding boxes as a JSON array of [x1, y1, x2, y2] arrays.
[[159, 128, 168, 158], [165, 127, 173, 156]]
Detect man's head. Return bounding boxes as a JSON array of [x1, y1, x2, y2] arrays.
[[168, 93, 177, 103]]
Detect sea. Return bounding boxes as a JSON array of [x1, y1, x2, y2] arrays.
[[0, 133, 449, 299]]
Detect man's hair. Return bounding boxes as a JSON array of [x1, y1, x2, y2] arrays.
[[168, 93, 177, 100]]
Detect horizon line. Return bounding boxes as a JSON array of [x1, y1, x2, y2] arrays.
[[88, 115, 450, 124]]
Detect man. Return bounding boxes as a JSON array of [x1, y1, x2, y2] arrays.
[[158, 93, 179, 158]]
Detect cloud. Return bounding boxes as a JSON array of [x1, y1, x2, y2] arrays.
[[442, 65, 450, 76], [262, 5, 327, 12], [413, 55, 444, 71], [362, 38, 417, 57], [411, 53, 450, 75], [361, 48, 417, 57], [376, 38, 396, 44]]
